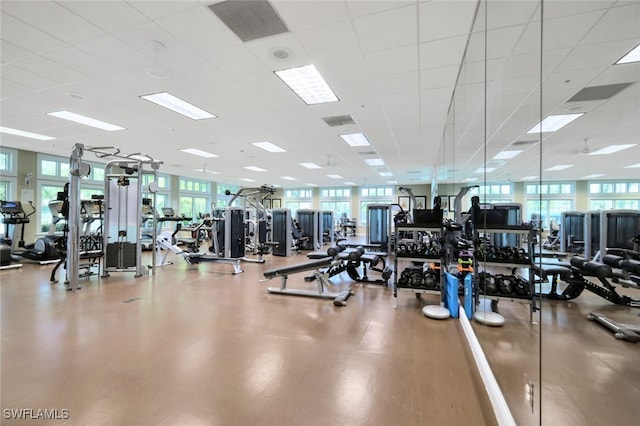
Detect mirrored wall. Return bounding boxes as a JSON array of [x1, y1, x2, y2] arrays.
[[441, 1, 639, 424]]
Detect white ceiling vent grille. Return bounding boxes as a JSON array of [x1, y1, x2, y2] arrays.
[[209, 0, 289, 42]]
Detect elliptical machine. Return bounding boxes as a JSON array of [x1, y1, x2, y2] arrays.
[[0, 200, 60, 264]]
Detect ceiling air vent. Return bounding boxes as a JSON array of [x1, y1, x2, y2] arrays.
[[357, 151, 377, 156], [566, 82, 634, 102], [512, 139, 539, 146], [322, 115, 356, 127], [209, 0, 289, 42]]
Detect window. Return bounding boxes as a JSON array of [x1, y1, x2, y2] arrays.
[[179, 177, 211, 219], [283, 188, 313, 218], [37, 154, 105, 232], [0, 147, 17, 176], [320, 187, 351, 221], [525, 199, 573, 230], [0, 147, 18, 233], [285, 189, 313, 198], [359, 186, 393, 226], [588, 180, 640, 212], [471, 183, 513, 203], [140, 173, 171, 230], [590, 199, 640, 210], [524, 182, 575, 229], [217, 183, 240, 208]]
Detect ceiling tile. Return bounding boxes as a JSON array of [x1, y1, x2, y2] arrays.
[[419, 35, 467, 69], [43, 47, 122, 80], [0, 12, 66, 53], [13, 56, 87, 85], [2, 1, 103, 44], [156, 4, 243, 54], [420, 65, 460, 90], [366, 45, 419, 77], [205, 46, 269, 77], [0, 40, 33, 64], [581, 3, 640, 44], [294, 21, 361, 61], [1, 64, 61, 92], [345, 1, 413, 19], [60, 1, 149, 33], [129, 1, 200, 21], [352, 4, 417, 53], [74, 34, 152, 72], [273, 0, 349, 31], [419, 0, 477, 42]]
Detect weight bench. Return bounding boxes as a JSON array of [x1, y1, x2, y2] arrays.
[[263, 257, 353, 306], [307, 246, 392, 285], [569, 257, 640, 307], [602, 254, 640, 289], [532, 263, 577, 299]]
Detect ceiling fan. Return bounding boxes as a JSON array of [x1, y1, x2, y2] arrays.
[[325, 155, 338, 168], [578, 138, 593, 155]]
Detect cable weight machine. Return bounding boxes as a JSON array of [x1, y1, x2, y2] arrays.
[[66, 144, 162, 291]]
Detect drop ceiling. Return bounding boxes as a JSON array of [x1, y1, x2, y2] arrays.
[[1, 0, 638, 187]]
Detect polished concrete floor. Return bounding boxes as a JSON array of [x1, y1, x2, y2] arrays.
[[1, 241, 638, 425], [1, 245, 494, 426]]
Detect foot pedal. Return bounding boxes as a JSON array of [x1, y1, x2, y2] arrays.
[[333, 290, 353, 306]]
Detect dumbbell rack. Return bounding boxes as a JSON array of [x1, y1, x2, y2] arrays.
[[473, 224, 538, 323], [393, 224, 444, 308]]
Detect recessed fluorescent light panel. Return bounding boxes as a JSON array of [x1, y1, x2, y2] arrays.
[[327, 174, 343, 179], [464, 177, 479, 182], [0, 126, 55, 141], [546, 164, 573, 171], [275, 65, 338, 105], [240, 178, 256, 182], [387, 180, 398, 184], [493, 150, 522, 160], [251, 141, 287, 153], [281, 176, 297, 180], [365, 158, 384, 166], [521, 176, 539, 180], [140, 92, 216, 120], [180, 148, 219, 158], [344, 182, 355, 185], [46, 111, 125, 131], [244, 166, 267, 172], [379, 172, 393, 177], [616, 43, 640, 64], [305, 183, 317, 187], [582, 174, 606, 179], [625, 163, 640, 168], [475, 167, 497, 173], [526, 113, 584, 133], [340, 133, 370, 147], [587, 144, 637, 155], [300, 162, 321, 169]]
